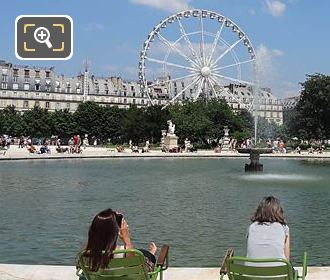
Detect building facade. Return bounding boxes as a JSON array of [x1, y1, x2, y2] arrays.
[[0, 59, 283, 124]]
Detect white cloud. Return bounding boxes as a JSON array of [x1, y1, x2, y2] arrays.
[[84, 23, 104, 32], [129, 0, 192, 13], [264, 0, 286, 17]]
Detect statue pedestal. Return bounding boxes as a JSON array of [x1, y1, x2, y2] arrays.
[[164, 134, 178, 150], [221, 136, 231, 151]]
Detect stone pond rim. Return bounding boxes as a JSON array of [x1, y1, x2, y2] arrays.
[[237, 148, 273, 172]]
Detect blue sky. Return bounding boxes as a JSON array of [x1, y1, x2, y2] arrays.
[[0, 0, 329, 98]]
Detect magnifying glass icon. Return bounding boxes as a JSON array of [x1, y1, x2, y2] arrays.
[[34, 27, 53, 49]]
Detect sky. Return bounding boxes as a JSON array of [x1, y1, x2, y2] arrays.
[[0, 0, 329, 98]]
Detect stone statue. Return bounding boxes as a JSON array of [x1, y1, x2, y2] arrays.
[[167, 120, 176, 135], [223, 126, 230, 137]]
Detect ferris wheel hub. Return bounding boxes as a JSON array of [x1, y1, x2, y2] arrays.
[[200, 66, 211, 77]]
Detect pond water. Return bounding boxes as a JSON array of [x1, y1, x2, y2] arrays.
[[0, 158, 330, 267]]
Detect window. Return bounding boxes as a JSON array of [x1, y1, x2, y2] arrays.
[[1, 82, 7, 89], [46, 85, 51, 92], [133, 99, 136, 104], [13, 76, 18, 82], [35, 70, 40, 78], [13, 83, 18, 90], [2, 75, 8, 82], [23, 100, 29, 108], [141, 99, 144, 104], [13, 69, 18, 76], [66, 102, 70, 109], [45, 101, 50, 109], [104, 84, 109, 95], [56, 102, 61, 110], [35, 101, 40, 107], [24, 69, 30, 77], [35, 84, 40, 91], [24, 84, 30, 90], [46, 71, 50, 78], [124, 98, 127, 104]]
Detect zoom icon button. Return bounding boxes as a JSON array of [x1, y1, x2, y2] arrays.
[[15, 15, 73, 60]]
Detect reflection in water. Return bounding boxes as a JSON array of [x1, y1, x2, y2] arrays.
[[0, 158, 329, 267]]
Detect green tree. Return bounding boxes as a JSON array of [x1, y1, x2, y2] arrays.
[[74, 101, 104, 138], [22, 106, 53, 138], [144, 105, 170, 143], [121, 105, 147, 144], [52, 109, 77, 140], [292, 74, 330, 139], [0, 106, 25, 136], [99, 106, 124, 144]]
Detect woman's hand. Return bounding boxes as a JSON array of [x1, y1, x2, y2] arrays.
[[119, 219, 133, 249]]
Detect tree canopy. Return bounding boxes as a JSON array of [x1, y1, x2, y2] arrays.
[[0, 99, 256, 145]]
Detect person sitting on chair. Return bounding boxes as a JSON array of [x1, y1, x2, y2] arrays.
[[79, 208, 157, 274], [247, 196, 290, 261]]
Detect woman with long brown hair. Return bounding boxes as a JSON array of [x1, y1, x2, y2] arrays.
[[247, 196, 290, 260], [81, 208, 157, 272]]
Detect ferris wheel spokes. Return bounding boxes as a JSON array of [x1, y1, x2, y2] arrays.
[[139, 9, 257, 110], [177, 19, 203, 66], [212, 58, 256, 72], [163, 75, 201, 109], [207, 20, 225, 66], [206, 77, 219, 98], [210, 37, 244, 68], [145, 57, 196, 72], [157, 33, 200, 69], [199, 14, 206, 65], [193, 77, 205, 101]]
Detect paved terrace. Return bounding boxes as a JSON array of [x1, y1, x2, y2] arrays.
[[1, 146, 330, 161], [0, 264, 328, 280]]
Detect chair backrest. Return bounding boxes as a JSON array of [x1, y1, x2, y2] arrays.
[[77, 249, 149, 280], [227, 256, 294, 280]]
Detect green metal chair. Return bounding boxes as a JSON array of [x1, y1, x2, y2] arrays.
[[76, 245, 169, 280], [220, 249, 307, 280]]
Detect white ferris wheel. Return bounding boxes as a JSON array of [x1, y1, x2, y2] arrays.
[[139, 9, 258, 110]]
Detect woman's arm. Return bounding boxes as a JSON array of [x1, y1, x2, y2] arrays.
[[284, 233, 290, 260], [119, 219, 134, 257]]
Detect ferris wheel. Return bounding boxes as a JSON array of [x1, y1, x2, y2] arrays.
[[139, 9, 257, 110]]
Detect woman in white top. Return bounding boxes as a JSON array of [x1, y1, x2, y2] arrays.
[[247, 196, 290, 261]]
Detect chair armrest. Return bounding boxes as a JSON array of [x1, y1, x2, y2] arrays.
[[220, 248, 234, 275], [157, 244, 169, 269]]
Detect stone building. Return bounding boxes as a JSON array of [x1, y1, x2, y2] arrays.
[[0, 59, 283, 124], [0, 60, 153, 112], [281, 95, 300, 110]]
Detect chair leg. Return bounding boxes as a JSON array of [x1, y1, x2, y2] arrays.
[[293, 269, 298, 280]]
